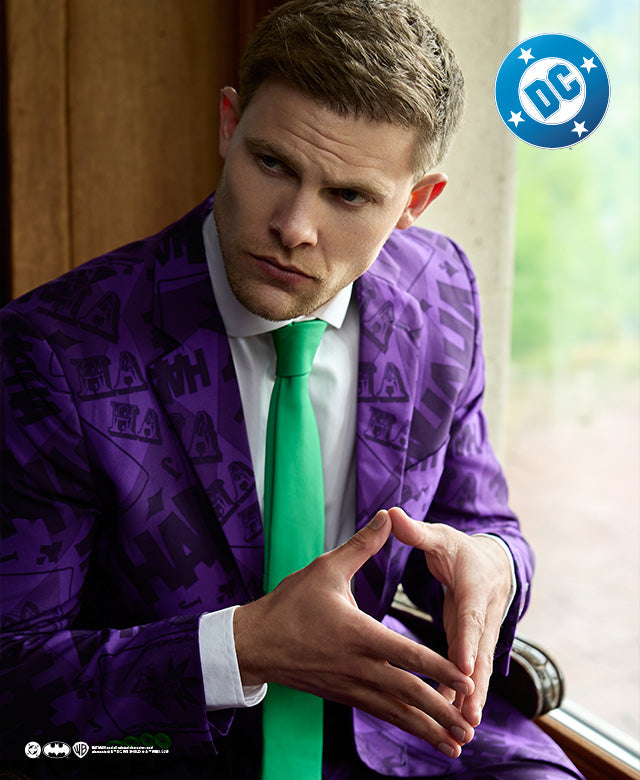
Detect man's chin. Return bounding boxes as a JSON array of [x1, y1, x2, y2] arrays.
[[230, 282, 323, 322]]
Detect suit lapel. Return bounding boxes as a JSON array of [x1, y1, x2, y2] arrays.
[[352, 264, 425, 618], [147, 205, 264, 601]]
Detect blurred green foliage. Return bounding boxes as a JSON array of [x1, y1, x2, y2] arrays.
[[511, 0, 639, 373]]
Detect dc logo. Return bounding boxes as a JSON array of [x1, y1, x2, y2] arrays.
[[495, 33, 610, 148], [25, 741, 41, 758]]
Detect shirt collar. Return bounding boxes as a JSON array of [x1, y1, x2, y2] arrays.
[[203, 210, 353, 338]]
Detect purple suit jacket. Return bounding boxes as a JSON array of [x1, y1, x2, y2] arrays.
[[1, 196, 533, 774]]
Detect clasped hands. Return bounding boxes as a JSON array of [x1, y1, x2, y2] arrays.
[[233, 507, 513, 759]]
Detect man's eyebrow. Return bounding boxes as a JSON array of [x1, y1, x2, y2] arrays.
[[245, 137, 299, 172], [244, 136, 392, 200]]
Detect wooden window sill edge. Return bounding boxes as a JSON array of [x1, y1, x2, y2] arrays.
[[537, 702, 640, 780]]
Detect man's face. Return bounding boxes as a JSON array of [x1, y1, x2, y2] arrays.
[[214, 80, 445, 321]]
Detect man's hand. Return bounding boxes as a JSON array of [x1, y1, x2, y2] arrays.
[[389, 507, 513, 728], [233, 510, 476, 758]]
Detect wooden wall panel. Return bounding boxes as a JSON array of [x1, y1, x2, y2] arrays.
[[5, 0, 236, 300], [6, 0, 70, 299], [66, 0, 231, 267]]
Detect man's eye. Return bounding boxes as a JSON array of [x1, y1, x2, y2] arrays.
[[337, 189, 369, 205], [258, 154, 284, 171]]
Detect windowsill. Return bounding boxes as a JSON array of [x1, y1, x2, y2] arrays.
[[538, 700, 640, 780]]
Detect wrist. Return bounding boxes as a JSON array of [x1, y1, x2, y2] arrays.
[[473, 534, 516, 618], [233, 599, 268, 687]]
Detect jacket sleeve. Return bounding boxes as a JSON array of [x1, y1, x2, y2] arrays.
[[0, 310, 232, 759], [401, 241, 534, 675]]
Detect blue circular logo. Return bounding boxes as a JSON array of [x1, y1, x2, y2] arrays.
[[495, 33, 610, 148]]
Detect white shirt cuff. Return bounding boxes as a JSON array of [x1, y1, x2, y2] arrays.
[[198, 606, 268, 710]]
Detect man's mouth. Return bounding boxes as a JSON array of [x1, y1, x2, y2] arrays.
[[251, 254, 314, 282]]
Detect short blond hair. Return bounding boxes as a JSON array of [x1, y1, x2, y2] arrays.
[[239, 0, 465, 175]]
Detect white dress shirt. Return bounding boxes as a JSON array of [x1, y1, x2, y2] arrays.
[[197, 212, 515, 710]]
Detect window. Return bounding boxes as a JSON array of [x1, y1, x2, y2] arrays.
[[504, 0, 639, 749]]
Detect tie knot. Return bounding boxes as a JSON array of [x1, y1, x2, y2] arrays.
[[272, 320, 328, 377]]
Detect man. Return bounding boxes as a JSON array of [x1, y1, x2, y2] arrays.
[[1, 1, 582, 778]]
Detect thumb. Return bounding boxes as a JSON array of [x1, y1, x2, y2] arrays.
[[389, 506, 433, 549], [389, 507, 451, 555], [330, 510, 391, 580]]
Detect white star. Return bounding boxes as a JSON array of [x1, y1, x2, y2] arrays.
[[572, 121, 588, 138], [580, 57, 597, 73], [518, 48, 535, 64], [508, 111, 525, 127]]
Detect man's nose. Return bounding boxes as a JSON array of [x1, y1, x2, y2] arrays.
[[270, 191, 319, 248]]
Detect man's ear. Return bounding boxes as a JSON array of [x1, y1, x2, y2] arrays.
[[219, 87, 241, 159], [395, 172, 448, 230]]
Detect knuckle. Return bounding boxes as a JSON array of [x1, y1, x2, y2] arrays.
[[398, 640, 427, 673], [480, 648, 495, 671], [346, 528, 370, 554], [383, 701, 407, 730], [400, 678, 429, 712], [464, 606, 486, 632], [309, 553, 331, 576]]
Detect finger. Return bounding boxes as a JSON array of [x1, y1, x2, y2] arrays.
[[460, 610, 502, 726], [358, 695, 465, 758], [437, 682, 456, 705], [449, 601, 485, 677], [354, 612, 475, 698], [440, 574, 488, 678], [327, 510, 392, 581], [368, 662, 474, 739], [461, 649, 492, 727], [332, 671, 474, 759]]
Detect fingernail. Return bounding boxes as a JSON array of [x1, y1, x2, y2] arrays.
[[437, 742, 457, 759], [450, 726, 467, 744], [452, 681, 470, 696], [370, 511, 387, 530]]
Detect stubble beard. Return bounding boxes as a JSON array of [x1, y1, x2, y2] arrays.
[[223, 255, 331, 322]]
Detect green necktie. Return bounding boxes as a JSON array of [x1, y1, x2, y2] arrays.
[[262, 319, 327, 780]]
